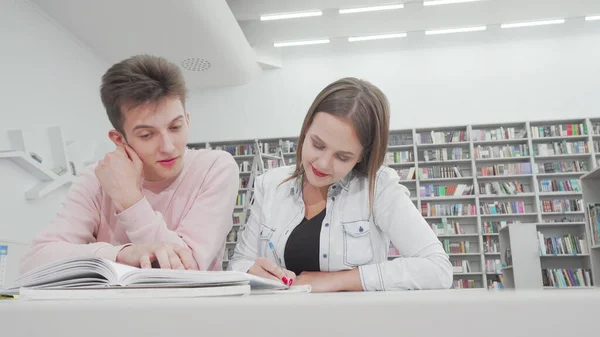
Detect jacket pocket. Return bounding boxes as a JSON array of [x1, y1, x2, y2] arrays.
[[259, 224, 275, 257], [342, 220, 374, 267]]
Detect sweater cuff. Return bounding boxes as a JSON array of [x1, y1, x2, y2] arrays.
[[115, 197, 156, 230], [94, 243, 132, 262], [359, 263, 385, 291]]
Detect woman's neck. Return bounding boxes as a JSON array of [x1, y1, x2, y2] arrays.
[[302, 178, 329, 204]]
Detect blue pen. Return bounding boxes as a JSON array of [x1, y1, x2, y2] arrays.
[[269, 241, 292, 285], [268, 241, 282, 267]]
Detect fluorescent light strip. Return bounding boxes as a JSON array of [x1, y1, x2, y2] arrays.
[[424, 0, 482, 6], [501, 19, 565, 28], [585, 15, 600, 21], [260, 11, 322, 21], [348, 33, 407, 42], [273, 39, 330, 47], [425, 26, 486, 35], [339, 4, 404, 14]]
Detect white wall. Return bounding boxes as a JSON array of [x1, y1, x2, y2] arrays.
[[0, 0, 110, 243], [187, 29, 600, 143]]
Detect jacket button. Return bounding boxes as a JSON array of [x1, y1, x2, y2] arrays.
[[324, 223, 329, 227], [359, 226, 364, 232], [332, 197, 335, 201], [323, 254, 328, 258], [332, 185, 337, 189]]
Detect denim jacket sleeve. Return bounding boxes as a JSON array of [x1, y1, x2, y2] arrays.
[[227, 174, 266, 273], [359, 168, 454, 291]]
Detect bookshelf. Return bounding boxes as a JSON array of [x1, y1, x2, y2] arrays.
[[581, 166, 600, 289], [189, 118, 599, 287]]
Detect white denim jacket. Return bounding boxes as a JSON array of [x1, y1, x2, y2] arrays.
[[228, 165, 453, 291]]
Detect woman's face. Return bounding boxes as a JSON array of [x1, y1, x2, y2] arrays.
[[301, 112, 364, 189]]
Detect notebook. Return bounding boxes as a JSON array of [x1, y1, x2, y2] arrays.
[[0, 257, 291, 296]]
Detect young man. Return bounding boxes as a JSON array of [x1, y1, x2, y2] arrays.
[[20, 55, 239, 273]]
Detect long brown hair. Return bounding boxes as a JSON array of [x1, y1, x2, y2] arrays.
[[285, 77, 390, 211]]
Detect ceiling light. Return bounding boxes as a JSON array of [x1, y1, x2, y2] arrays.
[[339, 4, 404, 14], [273, 39, 331, 47], [500, 19, 565, 28], [424, 0, 482, 6], [260, 11, 322, 21], [348, 33, 407, 42], [425, 26, 487, 35], [585, 15, 600, 21]]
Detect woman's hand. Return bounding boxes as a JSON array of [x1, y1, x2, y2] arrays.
[[247, 257, 296, 285], [294, 269, 363, 292]]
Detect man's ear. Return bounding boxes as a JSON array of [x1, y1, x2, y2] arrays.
[[108, 130, 126, 147]]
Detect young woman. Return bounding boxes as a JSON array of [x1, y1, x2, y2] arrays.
[[20, 55, 239, 274], [229, 77, 453, 292]]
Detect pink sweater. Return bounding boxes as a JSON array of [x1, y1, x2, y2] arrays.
[[20, 148, 240, 274]]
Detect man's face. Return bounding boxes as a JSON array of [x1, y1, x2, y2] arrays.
[[116, 96, 190, 181]]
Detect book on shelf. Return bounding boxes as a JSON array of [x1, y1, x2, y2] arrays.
[[443, 240, 472, 254], [539, 179, 581, 192], [535, 161, 589, 174], [479, 181, 524, 195], [397, 167, 416, 180], [452, 260, 471, 273], [421, 203, 477, 217], [474, 144, 530, 159], [0, 257, 305, 297], [540, 199, 583, 213], [419, 166, 462, 179], [429, 218, 468, 236], [542, 268, 592, 288], [478, 163, 532, 176], [482, 220, 519, 234], [453, 279, 477, 289], [420, 184, 474, 197], [418, 130, 468, 144], [530, 123, 587, 138], [472, 127, 526, 141], [422, 148, 468, 161], [479, 201, 526, 215], [537, 232, 587, 255], [534, 141, 589, 156], [586, 203, 600, 246]]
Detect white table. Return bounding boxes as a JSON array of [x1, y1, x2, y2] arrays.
[[0, 288, 598, 337]]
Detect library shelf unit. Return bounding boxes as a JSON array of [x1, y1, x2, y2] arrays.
[[190, 118, 599, 288], [0, 127, 74, 200]]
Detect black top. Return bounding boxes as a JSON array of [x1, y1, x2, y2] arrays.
[[284, 208, 326, 275]]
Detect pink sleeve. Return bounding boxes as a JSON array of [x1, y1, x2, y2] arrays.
[[19, 167, 129, 274], [114, 153, 239, 270]]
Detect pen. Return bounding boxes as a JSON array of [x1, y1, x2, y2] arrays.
[[268, 241, 291, 285], [268, 241, 282, 268]]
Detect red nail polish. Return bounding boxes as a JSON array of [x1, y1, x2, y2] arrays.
[[282, 277, 288, 284], [289, 279, 293, 286]]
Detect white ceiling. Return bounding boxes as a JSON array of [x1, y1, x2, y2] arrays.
[[28, 0, 600, 89], [29, 0, 261, 90], [229, 0, 600, 58]]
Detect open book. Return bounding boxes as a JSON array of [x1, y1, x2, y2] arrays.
[[0, 257, 298, 296]]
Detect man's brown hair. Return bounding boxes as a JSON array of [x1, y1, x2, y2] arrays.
[[100, 54, 187, 135]]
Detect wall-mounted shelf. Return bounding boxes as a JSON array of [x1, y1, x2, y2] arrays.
[[0, 127, 74, 200]]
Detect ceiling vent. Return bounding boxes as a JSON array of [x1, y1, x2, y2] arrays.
[[181, 58, 211, 72]]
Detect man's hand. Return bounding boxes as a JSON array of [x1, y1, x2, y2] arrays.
[[95, 144, 144, 212], [116, 243, 199, 270]]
